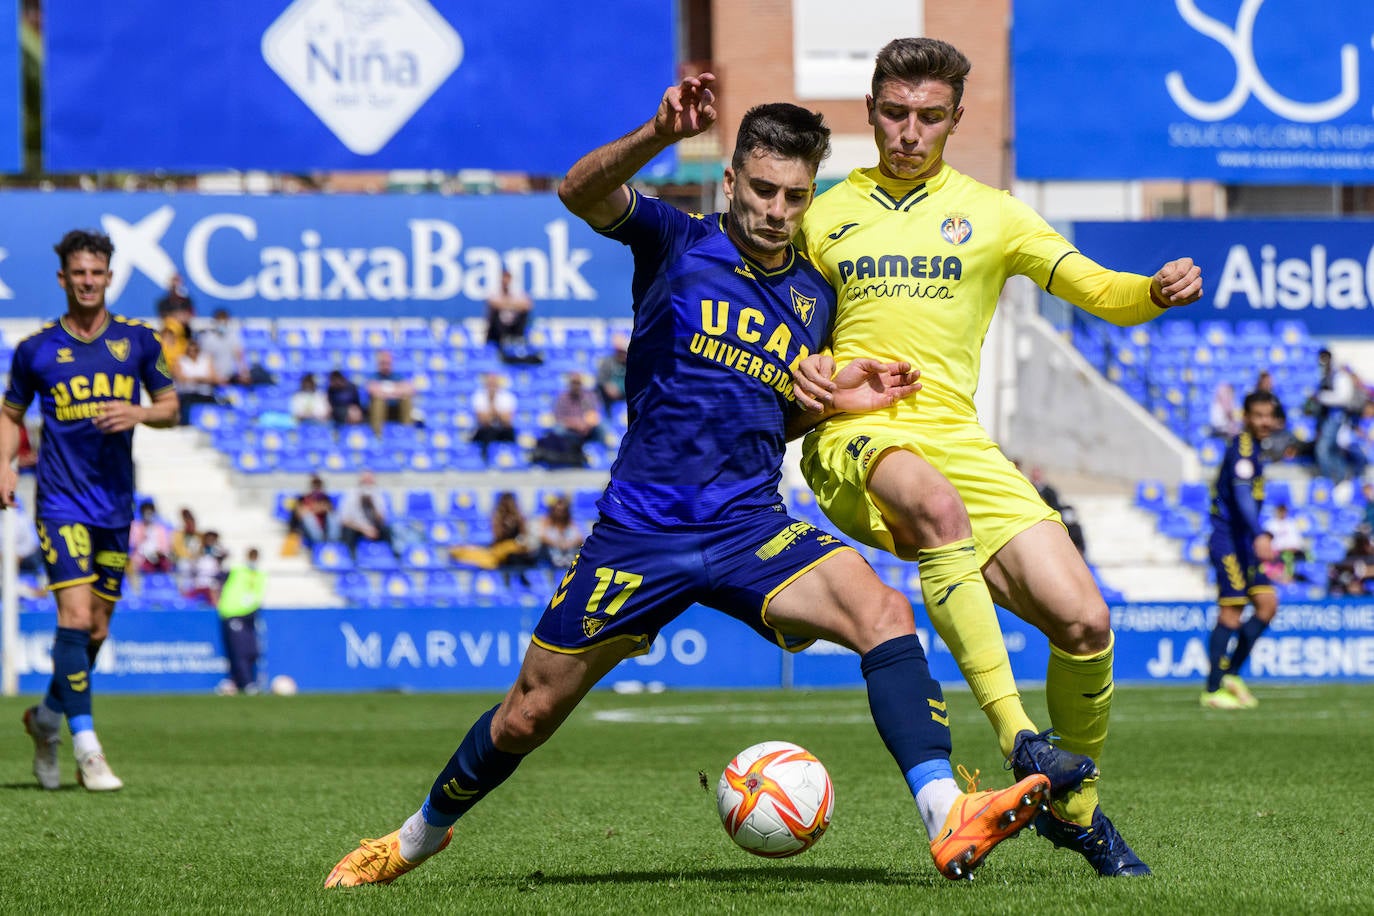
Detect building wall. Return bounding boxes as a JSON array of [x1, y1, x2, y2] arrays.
[[709, 0, 1011, 187]]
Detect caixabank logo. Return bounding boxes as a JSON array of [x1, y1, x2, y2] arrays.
[[261, 0, 463, 155]]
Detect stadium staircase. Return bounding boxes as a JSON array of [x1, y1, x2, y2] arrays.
[[132, 424, 342, 608]]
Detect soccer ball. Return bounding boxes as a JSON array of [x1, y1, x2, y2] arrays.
[[716, 740, 834, 858], [269, 674, 298, 696]]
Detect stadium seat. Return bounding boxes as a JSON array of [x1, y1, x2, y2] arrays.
[[1134, 480, 1166, 512], [403, 489, 439, 520], [320, 326, 355, 351], [1266, 479, 1292, 508], [139, 573, 181, 605], [337, 571, 375, 605], [1178, 481, 1210, 513], [402, 543, 443, 570], [312, 541, 352, 572], [380, 572, 416, 603], [355, 541, 400, 571], [422, 569, 464, 603]]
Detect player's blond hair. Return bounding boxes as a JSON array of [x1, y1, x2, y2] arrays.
[[872, 38, 971, 108]]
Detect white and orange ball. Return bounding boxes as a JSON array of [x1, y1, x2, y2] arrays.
[[716, 740, 834, 857]]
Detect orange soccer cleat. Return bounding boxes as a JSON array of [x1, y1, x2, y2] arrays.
[[930, 768, 1050, 880], [325, 827, 453, 888]]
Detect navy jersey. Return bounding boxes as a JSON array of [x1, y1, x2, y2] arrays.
[[594, 191, 836, 529], [1209, 431, 1266, 546], [4, 315, 174, 527]]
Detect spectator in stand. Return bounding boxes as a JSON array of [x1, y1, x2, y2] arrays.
[[1029, 465, 1087, 557], [534, 494, 584, 569], [470, 371, 517, 461], [198, 308, 252, 387], [1328, 530, 1374, 596], [449, 491, 538, 576], [1265, 503, 1306, 584], [1363, 480, 1374, 533], [174, 337, 223, 425], [326, 369, 365, 427], [1310, 349, 1358, 482], [338, 471, 397, 557], [553, 372, 605, 446], [185, 530, 228, 605], [287, 475, 340, 550], [485, 270, 541, 364], [156, 272, 194, 322], [290, 373, 331, 425], [365, 350, 415, 436], [172, 507, 203, 589], [128, 499, 174, 584], [595, 333, 629, 408], [1251, 371, 1297, 463], [217, 547, 266, 696], [1207, 382, 1242, 439]]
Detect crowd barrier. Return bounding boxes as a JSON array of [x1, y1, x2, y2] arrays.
[[8, 600, 1374, 695]]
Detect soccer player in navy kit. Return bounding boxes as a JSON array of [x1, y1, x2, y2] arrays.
[[327, 76, 1053, 888], [1201, 390, 1282, 710], [0, 229, 178, 791]]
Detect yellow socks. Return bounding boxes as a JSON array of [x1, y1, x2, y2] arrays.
[[917, 538, 1037, 756], [1046, 633, 1115, 824]]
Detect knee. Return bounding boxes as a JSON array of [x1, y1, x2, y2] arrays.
[[493, 692, 560, 754], [1051, 596, 1111, 655], [852, 587, 915, 652], [908, 484, 972, 546]]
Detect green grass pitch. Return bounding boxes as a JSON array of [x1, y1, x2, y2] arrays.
[[2, 683, 1371, 914]]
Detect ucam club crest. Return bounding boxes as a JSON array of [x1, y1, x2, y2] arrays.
[[261, 0, 464, 156], [940, 215, 973, 246]]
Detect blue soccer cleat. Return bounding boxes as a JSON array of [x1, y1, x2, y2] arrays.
[[1008, 729, 1098, 799], [1034, 805, 1152, 877]]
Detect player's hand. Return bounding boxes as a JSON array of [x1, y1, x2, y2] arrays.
[[92, 400, 146, 434], [1151, 257, 1203, 307], [654, 73, 717, 141], [793, 353, 837, 412], [0, 466, 17, 509], [1253, 532, 1275, 562], [830, 359, 921, 413]]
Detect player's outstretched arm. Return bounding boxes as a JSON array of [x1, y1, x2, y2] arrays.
[[0, 406, 24, 508], [558, 73, 717, 227], [1150, 257, 1203, 308]]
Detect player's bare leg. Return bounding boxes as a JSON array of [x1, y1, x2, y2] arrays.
[[767, 551, 1047, 879], [868, 450, 1094, 797], [327, 640, 630, 887], [983, 521, 1148, 876]]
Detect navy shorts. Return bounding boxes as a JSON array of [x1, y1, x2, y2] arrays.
[[1208, 528, 1272, 606], [36, 519, 130, 601], [531, 508, 853, 657]]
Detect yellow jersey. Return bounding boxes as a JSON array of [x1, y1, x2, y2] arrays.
[[801, 163, 1159, 435]]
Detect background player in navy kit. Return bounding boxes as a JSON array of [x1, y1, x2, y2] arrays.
[[0, 229, 178, 791], [327, 75, 1054, 889], [1201, 390, 1282, 711]]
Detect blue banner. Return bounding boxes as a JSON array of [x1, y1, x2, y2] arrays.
[[1071, 219, 1374, 337], [44, 0, 675, 174], [0, 0, 17, 172], [10, 600, 1374, 695], [1013, 1, 1374, 181], [0, 191, 634, 319]]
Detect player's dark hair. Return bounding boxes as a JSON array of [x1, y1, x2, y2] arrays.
[[53, 229, 114, 270], [1243, 390, 1279, 413], [731, 103, 830, 172], [872, 38, 971, 108]]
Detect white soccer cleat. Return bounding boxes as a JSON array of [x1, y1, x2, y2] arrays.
[[22, 707, 62, 791], [76, 751, 125, 792]]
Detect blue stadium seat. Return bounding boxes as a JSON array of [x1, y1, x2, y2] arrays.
[[312, 541, 352, 572], [1178, 481, 1209, 513], [1266, 479, 1292, 508], [1197, 438, 1225, 468], [404, 489, 439, 520], [400, 324, 438, 350], [402, 543, 443, 570], [355, 541, 400, 571], [428, 519, 463, 546], [423, 569, 464, 602], [380, 572, 416, 604], [360, 326, 394, 351], [277, 323, 313, 350], [320, 326, 355, 351], [139, 573, 181, 605], [1134, 480, 1166, 512], [337, 571, 375, 604]]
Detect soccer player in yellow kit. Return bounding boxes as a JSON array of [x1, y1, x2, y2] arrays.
[[794, 38, 1203, 877]]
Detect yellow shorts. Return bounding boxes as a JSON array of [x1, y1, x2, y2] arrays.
[[800, 423, 1059, 565]]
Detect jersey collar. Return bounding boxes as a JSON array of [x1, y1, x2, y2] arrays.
[[852, 162, 953, 210], [59, 313, 112, 344], [716, 213, 797, 277]]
